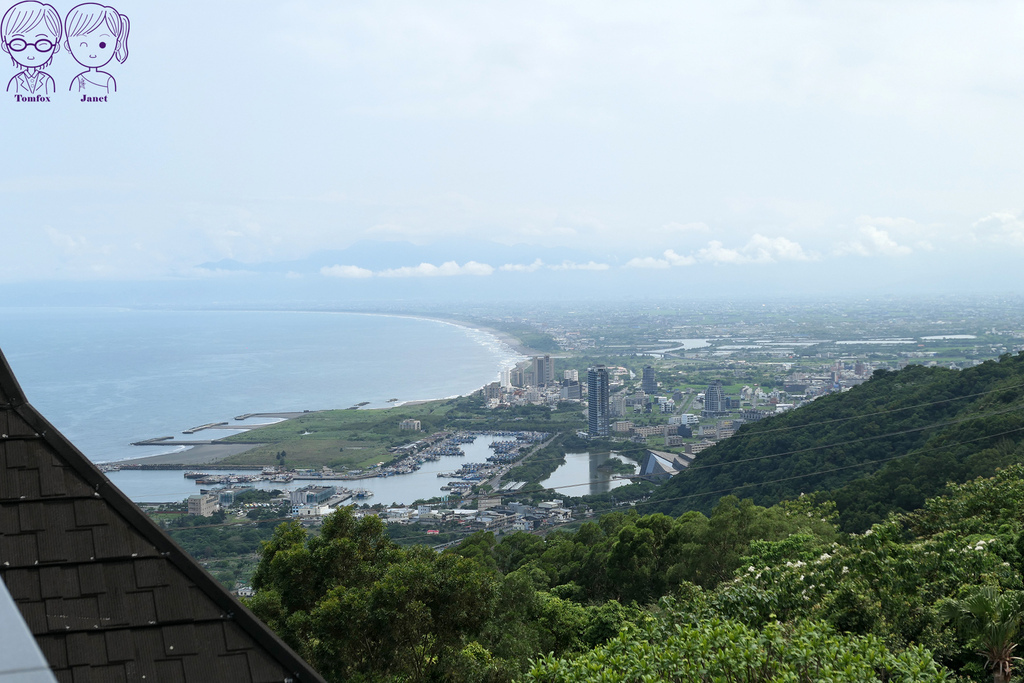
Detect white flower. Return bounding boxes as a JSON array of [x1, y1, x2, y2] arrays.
[[819, 553, 832, 561], [842, 566, 849, 574], [748, 566, 756, 573]]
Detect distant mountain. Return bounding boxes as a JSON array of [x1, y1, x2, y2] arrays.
[[646, 353, 1024, 531]]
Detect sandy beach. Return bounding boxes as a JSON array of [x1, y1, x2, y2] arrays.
[[399, 314, 551, 357]]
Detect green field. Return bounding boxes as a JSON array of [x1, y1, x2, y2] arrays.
[[214, 395, 586, 469], [217, 401, 458, 469]]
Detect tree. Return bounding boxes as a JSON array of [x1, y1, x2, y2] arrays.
[[939, 586, 1024, 683], [525, 616, 952, 682]]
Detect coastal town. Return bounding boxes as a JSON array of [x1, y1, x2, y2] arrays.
[[87, 302, 1024, 598], [117, 313, 1024, 535]]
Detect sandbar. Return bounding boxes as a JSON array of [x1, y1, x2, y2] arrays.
[[114, 442, 260, 467]]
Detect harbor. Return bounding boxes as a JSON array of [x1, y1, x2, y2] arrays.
[[102, 432, 548, 505]]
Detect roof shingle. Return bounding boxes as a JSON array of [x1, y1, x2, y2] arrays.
[[0, 349, 326, 683]]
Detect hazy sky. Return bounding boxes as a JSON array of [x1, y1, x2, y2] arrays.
[[3, 0, 1024, 302]]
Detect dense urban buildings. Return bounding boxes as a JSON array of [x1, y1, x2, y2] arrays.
[[587, 365, 610, 437]]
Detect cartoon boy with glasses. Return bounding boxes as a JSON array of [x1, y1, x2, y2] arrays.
[[1, 1, 60, 96]]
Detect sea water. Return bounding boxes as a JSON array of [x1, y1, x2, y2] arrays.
[[0, 308, 523, 465]]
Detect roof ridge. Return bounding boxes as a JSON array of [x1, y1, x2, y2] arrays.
[[0, 347, 327, 683]]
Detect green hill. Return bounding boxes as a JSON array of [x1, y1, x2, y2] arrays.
[[645, 353, 1024, 531]]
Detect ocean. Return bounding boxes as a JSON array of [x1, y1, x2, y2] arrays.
[[0, 307, 524, 464]]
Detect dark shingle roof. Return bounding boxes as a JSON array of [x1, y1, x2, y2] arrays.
[[0, 349, 326, 683]]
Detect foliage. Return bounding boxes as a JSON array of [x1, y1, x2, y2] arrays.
[[453, 496, 837, 603], [938, 586, 1024, 682], [595, 457, 636, 475], [246, 459, 1024, 682], [525, 614, 952, 682], [505, 439, 568, 484], [232, 488, 281, 505], [646, 354, 1024, 531], [246, 508, 636, 682]]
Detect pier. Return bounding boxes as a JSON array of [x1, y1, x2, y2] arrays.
[[233, 411, 309, 420], [183, 422, 228, 434], [131, 439, 217, 446]]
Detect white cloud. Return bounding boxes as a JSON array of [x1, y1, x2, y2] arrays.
[[624, 248, 696, 269], [624, 256, 670, 269], [321, 264, 374, 278], [500, 258, 545, 272], [740, 235, 815, 263], [549, 260, 609, 271], [627, 236, 812, 269], [377, 261, 495, 277], [695, 235, 815, 265], [697, 241, 745, 265], [972, 212, 1024, 247], [835, 224, 913, 257], [664, 249, 696, 266]]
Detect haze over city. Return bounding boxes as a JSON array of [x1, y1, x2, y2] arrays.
[[4, 1, 1024, 303]]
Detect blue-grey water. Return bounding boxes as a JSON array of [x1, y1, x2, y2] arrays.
[[106, 435, 508, 505], [540, 452, 639, 497], [0, 308, 523, 467]]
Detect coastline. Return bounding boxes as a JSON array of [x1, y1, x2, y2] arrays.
[[333, 309, 545, 358], [104, 310, 540, 468], [114, 443, 261, 467], [401, 315, 550, 357]]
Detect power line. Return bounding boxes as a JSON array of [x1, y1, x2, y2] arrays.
[[387, 423, 1024, 546], [151, 392, 1024, 543], [472, 401, 1024, 477], [697, 381, 1024, 439]]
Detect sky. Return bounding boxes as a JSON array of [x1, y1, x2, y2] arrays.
[[3, 0, 1024, 304]]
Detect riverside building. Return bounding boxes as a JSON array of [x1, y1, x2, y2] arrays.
[[587, 365, 610, 437]]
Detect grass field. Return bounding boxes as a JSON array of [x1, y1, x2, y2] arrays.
[[215, 396, 587, 469], [217, 401, 458, 469]]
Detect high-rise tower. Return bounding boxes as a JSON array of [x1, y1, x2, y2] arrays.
[[641, 366, 657, 394], [588, 365, 610, 437], [533, 355, 555, 386], [702, 380, 727, 418]]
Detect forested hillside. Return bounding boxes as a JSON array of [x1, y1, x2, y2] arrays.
[[242, 353, 1024, 682], [247, 465, 1024, 682], [647, 353, 1024, 531]]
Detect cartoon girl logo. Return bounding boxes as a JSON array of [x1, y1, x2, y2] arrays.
[[1, 1, 61, 95], [64, 2, 128, 94]]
